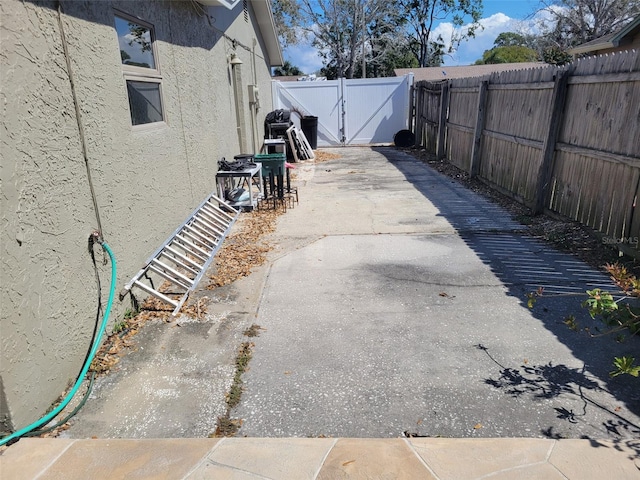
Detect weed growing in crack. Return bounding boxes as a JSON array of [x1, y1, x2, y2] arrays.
[[212, 325, 262, 437]]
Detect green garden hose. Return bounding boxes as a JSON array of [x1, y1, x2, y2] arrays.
[[0, 240, 116, 446]]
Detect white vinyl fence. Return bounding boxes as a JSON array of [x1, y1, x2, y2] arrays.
[[271, 74, 413, 146]]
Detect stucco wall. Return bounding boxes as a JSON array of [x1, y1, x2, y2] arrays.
[[1, 0, 276, 433]]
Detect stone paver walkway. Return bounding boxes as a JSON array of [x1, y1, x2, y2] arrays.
[[2, 437, 639, 479]]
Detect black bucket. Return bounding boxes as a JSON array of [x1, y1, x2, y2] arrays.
[[301, 116, 318, 150], [393, 129, 415, 148]]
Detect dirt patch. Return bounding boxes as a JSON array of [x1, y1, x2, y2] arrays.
[[313, 149, 341, 163], [208, 206, 285, 288], [244, 323, 265, 337], [403, 148, 637, 276]]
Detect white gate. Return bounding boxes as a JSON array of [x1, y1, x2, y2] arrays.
[[271, 74, 413, 147]]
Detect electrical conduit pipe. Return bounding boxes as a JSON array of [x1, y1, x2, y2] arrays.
[[0, 240, 117, 446]]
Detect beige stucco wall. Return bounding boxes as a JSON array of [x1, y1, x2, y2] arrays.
[[1, 0, 276, 432]]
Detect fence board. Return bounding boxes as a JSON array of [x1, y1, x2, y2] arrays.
[[413, 81, 444, 154], [561, 79, 640, 156], [411, 49, 640, 257], [549, 150, 639, 240], [446, 124, 474, 172], [480, 136, 542, 206]]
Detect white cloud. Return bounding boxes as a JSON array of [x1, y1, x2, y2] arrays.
[[520, 5, 568, 36], [283, 11, 544, 72], [438, 12, 519, 65], [282, 25, 325, 74], [284, 42, 325, 74]]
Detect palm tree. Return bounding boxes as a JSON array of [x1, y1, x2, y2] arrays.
[[273, 60, 304, 76]]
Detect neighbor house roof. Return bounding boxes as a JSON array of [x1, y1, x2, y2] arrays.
[[198, 0, 283, 66], [272, 75, 306, 81], [395, 62, 546, 82], [568, 15, 640, 55]]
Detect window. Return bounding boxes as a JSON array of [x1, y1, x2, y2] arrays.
[[114, 12, 165, 126]]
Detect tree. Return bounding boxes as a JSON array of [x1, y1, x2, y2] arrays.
[[493, 32, 529, 47], [271, 0, 406, 79], [400, 0, 483, 67], [475, 46, 540, 64], [474, 32, 540, 64], [360, 15, 418, 77], [273, 61, 304, 76], [535, 0, 640, 50], [541, 46, 573, 65]]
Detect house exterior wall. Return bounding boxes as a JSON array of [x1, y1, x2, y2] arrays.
[[0, 0, 276, 433]]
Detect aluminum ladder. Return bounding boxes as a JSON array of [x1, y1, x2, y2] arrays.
[[121, 193, 239, 315]]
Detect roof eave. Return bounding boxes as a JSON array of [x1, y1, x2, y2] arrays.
[[252, 0, 284, 67], [569, 41, 615, 55], [611, 15, 640, 44]]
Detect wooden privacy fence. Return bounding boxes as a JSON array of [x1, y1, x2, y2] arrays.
[[412, 50, 640, 256]]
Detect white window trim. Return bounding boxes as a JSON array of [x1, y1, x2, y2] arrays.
[[114, 9, 167, 129]]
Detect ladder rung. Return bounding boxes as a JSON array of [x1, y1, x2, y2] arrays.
[[167, 240, 209, 263], [183, 223, 218, 247], [207, 198, 237, 221], [180, 229, 215, 252], [150, 258, 195, 287], [133, 280, 179, 308], [158, 251, 200, 277], [202, 201, 231, 223], [199, 206, 228, 231], [163, 246, 204, 272], [173, 234, 210, 260], [191, 216, 223, 238], [148, 263, 193, 291]]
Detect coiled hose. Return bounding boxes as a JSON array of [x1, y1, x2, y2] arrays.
[[0, 240, 116, 446]]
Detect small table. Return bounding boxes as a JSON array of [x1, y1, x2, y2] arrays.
[[216, 164, 263, 210]]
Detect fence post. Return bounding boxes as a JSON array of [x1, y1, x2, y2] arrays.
[[470, 80, 488, 177], [414, 84, 422, 148], [534, 69, 571, 214], [437, 82, 449, 159]]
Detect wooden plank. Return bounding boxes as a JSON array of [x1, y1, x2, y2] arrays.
[[446, 122, 475, 134], [450, 86, 479, 94], [556, 143, 640, 168], [470, 80, 488, 178], [483, 129, 544, 150], [437, 82, 449, 159], [535, 70, 571, 214], [568, 71, 640, 85], [488, 82, 554, 91]]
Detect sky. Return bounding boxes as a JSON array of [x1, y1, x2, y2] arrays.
[[283, 0, 546, 74]]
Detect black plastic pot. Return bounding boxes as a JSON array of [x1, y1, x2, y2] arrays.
[[301, 116, 318, 150]]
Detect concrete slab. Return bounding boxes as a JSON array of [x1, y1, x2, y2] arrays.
[[409, 437, 558, 479], [43, 146, 639, 445], [316, 438, 436, 480], [234, 147, 640, 439], [548, 439, 640, 480], [2, 437, 638, 479], [61, 259, 270, 439], [0, 438, 75, 480], [37, 438, 216, 479], [189, 437, 336, 479]]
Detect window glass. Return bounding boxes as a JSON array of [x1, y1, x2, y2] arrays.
[[126, 81, 163, 125], [115, 15, 156, 69]]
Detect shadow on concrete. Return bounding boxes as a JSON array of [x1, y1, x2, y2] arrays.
[[373, 146, 640, 435]]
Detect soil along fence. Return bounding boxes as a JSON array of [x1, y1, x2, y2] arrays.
[[413, 50, 640, 257]]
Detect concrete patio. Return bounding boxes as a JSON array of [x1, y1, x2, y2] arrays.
[[2, 147, 639, 478]]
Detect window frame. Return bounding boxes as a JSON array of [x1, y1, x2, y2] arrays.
[[114, 9, 167, 129]]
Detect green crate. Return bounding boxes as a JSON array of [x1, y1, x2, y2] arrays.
[[255, 153, 286, 176]]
